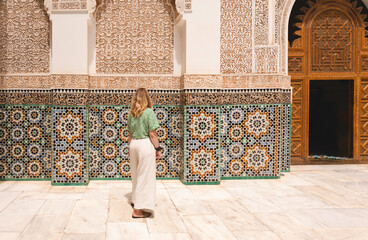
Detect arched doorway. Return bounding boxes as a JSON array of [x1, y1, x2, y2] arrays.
[[288, 0, 368, 163]]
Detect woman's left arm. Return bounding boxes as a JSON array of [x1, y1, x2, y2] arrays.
[[128, 132, 132, 145], [149, 130, 162, 159]]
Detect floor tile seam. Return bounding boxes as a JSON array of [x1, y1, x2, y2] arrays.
[[314, 190, 368, 208], [316, 182, 362, 197], [180, 214, 236, 240], [17, 198, 47, 239], [282, 172, 316, 185], [167, 186, 202, 235], [261, 190, 335, 207], [313, 171, 363, 183], [219, 186, 274, 231], [298, 207, 368, 225], [167, 188, 216, 216], [163, 183, 184, 214], [288, 188, 343, 208], [0, 191, 23, 215], [62, 198, 79, 235], [0, 183, 15, 192], [105, 189, 112, 240], [30, 213, 71, 218], [234, 199, 274, 231], [204, 199, 271, 232], [283, 210, 331, 229], [254, 212, 321, 238]]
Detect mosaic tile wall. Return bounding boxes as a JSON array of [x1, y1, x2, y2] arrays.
[[183, 106, 220, 184], [0, 89, 291, 185], [52, 107, 88, 185], [88, 105, 183, 180], [220, 105, 281, 179], [0, 105, 51, 180]]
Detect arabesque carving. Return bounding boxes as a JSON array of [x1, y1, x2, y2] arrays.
[[95, 0, 174, 74], [255, 46, 278, 73], [221, 0, 252, 74], [255, 0, 269, 45], [0, 0, 50, 74]]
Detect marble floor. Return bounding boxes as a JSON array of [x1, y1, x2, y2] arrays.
[[0, 165, 368, 240]]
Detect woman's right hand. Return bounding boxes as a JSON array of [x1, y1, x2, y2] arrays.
[[156, 151, 162, 159]]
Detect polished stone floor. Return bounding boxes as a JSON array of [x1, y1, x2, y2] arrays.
[[0, 165, 368, 240]]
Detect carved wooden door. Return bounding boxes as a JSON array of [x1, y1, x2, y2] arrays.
[[288, 0, 368, 163]]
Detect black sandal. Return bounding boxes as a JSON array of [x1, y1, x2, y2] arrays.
[[132, 211, 151, 218], [130, 202, 134, 208]]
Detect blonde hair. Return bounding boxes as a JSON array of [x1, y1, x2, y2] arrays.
[[129, 88, 153, 118]]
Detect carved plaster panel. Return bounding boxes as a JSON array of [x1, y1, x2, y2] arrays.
[[51, 0, 87, 11], [0, 75, 89, 90], [183, 75, 223, 89], [223, 75, 290, 89], [255, 46, 279, 73], [0, 76, 50, 89], [89, 76, 183, 89], [95, 0, 174, 74], [0, 0, 50, 74], [221, 0, 253, 74], [280, 0, 295, 74], [275, 0, 286, 44], [51, 75, 89, 89], [0, 74, 291, 90], [255, 0, 269, 45]]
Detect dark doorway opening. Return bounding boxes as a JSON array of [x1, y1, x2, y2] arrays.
[[309, 80, 354, 158]]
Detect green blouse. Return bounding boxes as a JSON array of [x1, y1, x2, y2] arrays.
[[127, 108, 160, 139]]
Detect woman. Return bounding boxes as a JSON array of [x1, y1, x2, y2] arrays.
[[127, 88, 162, 218]]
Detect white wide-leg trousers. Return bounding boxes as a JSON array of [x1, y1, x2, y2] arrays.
[[129, 138, 156, 210]]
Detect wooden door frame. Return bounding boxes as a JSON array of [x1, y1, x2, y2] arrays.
[[303, 76, 357, 160], [289, 0, 368, 164]]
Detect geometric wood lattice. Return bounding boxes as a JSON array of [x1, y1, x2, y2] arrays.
[[361, 101, 368, 118], [310, 9, 353, 72], [290, 79, 303, 158], [291, 138, 301, 157], [361, 81, 368, 99], [360, 138, 368, 156], [360, 80, 368, 156], [288, 57, 303, 73]]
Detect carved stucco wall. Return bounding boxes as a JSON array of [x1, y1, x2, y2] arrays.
[[279, 0, 295, 74], [0, 0, 296, 89], [221, 0, 253, 74], [220, 0, 281, 75], [0, 0, 50, 74], [95, 0, 175, 74]]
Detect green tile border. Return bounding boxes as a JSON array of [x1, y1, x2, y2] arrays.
[[157, 177, 180, 180], [89, 177, 132, 180], [0, 178, 51, 181], [181, 180, 220, 185], [88, 177, 180, 180], [52, 182, 89, 186], [221, 176, 281, 180]]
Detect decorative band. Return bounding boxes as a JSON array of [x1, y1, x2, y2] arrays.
[[0, 88, 292, 105]]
